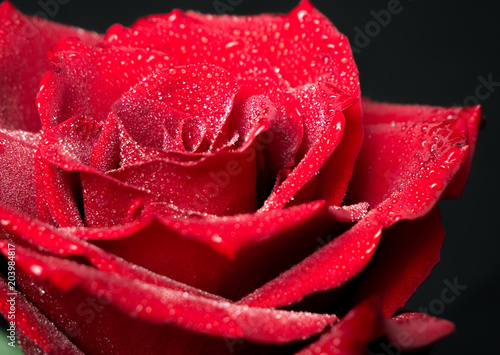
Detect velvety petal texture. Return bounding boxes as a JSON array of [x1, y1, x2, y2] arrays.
[[0, 1, 482, 354], [0, 2, 102, 132], [0, 274, 83, 354]]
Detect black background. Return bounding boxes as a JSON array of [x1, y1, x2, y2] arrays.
[[8, 0, 500, 354]]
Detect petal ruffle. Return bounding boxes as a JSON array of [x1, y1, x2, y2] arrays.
[[239, 106, 470, 308], [261, 84, 355, 210], [37, 38, 176, 128]]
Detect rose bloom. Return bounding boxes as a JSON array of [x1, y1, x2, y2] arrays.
[[0, 1, 481, 354]]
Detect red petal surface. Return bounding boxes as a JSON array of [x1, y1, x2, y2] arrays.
[[1, 194, 339, 302], [239, 218, 383, 308], [261, 84, 351, 210], [35, 116, 104, 227], [0, 202, 229, 302], [147, 201, 326, 259], [0, 243, 337, 346], [296, 298, 380, 355], [90, 201, 336, 296], [104, 1, 363, 197], [346, 102, 471, 210], [0, 129, 39, 217], [240, 107, 469, 308], [0, 274, 83, 354], [112, 63, 240, 150], [105, 9, 284, 86], [383, 312, 455, 352], [37, 38, 175, 128], [187, 0, 359, 94], [352, 207, 446, 318], [360, 99, 482, 199], [315, 101, 363, 206], [0, 2, 102, 132]]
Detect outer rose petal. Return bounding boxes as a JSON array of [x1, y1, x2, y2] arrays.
[[0, 202, 229, 301], [239, 217, 383, 308], [187, 0, 359, 95], [345, 102, 471, 209], [0, 2, 102, 131], [352, 207, 446, 318], [360, 99, 482, 199], [2, 188, 348, 301], [90, 201, 341, 297], [296, 298, 381, 355], [0, 204, 339, 351], [0, 274, 83, 354], [0, 243, 337, 350], [383, 312, 455, 352], [0, 129, 39, 217]]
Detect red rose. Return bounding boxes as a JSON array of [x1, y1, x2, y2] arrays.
[[0, 1, 481, 354]]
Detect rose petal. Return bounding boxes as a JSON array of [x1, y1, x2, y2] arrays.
[[328, 202, 370, 223], [359, 99, 482, 200], [222, 95, 276, 151], [0, 274, 83, 354], [346, 103, 471, 210], [239, 218, 383, 308], [188, 1, 363, 192], [1, 243, 337, 345], [0, 129, 39, 217], [35, 115, 105, 227], [145, 200, 326, 259], [352, 207, 446, 318], [37, 38, 176, 128], [0, 2, 102, 132], [261, 84, 352, 210], [315, 101, 364, 206], [111, 63, 241, 152], [240, 116, 469, 308], [105, 9, 285, 87], [383, 312, 455, 352], [0, 197, 343, 302], [187, 0, 359, 95], [90, 201, 339, 297], [296, 297, 381, 355], [0, 202, 229, 302], [102, 149, 258, 219]]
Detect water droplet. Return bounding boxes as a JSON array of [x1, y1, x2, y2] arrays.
[[430, 181, 443, 190]]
